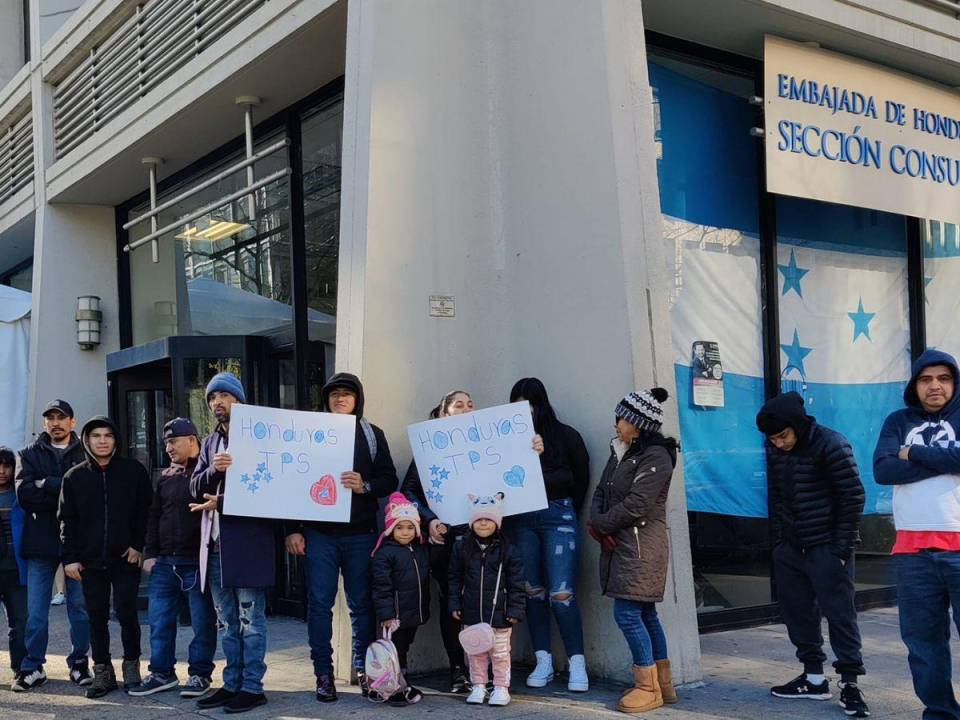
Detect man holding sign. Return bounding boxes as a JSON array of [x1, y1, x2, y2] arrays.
[[189, 373, 275, 714], [284, 373, 398, 703]]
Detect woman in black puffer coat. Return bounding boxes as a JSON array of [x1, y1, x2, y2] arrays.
[[371, 493, 431, 705]]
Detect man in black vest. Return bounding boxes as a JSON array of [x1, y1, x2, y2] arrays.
[[757, 391, 868, 718]]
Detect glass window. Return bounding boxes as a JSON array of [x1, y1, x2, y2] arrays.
[[650, 52, 772, 613], [1, 261, 32, 293], [128, 135, 293, 348], [183, 358, 242, 438], [775, 196, 906, 587], [922, 219, 960, 360]]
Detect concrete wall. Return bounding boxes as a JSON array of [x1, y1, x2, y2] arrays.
[[0, 1, 26, 88], [339, 0, 701, 684]]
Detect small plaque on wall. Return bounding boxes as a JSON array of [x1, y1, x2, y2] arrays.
[[429, 295, 456, 318]]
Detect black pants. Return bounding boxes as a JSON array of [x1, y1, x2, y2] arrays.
[[392, 626, 418, 673], [430, 536, 464, 668], [0, 568, 27, 671], [81, 560, 141, 665], [773, 543, 864, 680]]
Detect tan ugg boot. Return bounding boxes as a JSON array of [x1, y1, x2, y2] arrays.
[[656, 659, 677, 704], [618, 665, 663, 714]]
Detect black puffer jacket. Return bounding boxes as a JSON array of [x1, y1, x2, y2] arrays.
[[16, 432, 86, 559], [144, 457, 201, 560], [58, 417, 153, 568], [372, 538, 431, 627], [760, 393, 865, 560], [448, 532, 525, 629]]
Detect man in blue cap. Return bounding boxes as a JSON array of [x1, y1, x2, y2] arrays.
[[129, 418, 216, 699], [14, 399, 90, 692], [190, 372, 275, 714]]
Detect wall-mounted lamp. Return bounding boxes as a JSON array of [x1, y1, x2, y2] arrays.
[[76, 295, 102, 350]]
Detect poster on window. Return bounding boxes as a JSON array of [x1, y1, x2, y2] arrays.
[[407, 402, 547, 526], [224, 404, 356, 522], [691, 341, 725, 407]]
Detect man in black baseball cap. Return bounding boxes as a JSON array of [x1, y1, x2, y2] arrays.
[[129, 418, 217, 700], [13, 400, 90, 692]]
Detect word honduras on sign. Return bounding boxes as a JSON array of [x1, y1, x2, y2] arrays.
[[224, 404, 356, 522], [407, 402, 546, 526]]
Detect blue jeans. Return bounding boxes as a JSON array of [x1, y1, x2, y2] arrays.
[[303, 529, 376, 676], [148, 557, 217, 679], [613, 598, 668, 667], [895, 551, 960, 720], [511, 498, 585, 655], [207, 553, 267, 694], [22, 558, 90, 671]]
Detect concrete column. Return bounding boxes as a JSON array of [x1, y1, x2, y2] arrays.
[[339, 0, 701, 683]]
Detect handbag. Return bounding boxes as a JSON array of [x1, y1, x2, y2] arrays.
[[458, 562, 503, 656]]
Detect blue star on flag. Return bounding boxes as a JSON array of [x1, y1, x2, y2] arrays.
[[778, 249, 809, 298], [848, 297, 876, 342], [438, 468, 450, 480], [781, 329, 813, 376]]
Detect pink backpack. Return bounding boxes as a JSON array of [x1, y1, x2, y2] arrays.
[[364, 628, 406, 702]]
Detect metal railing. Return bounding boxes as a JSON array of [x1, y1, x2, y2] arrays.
[[1, 111, 34, 204], [52, 0, 269, 160]]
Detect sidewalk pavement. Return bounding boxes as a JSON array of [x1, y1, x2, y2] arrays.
[[0, 605, 942, 719]]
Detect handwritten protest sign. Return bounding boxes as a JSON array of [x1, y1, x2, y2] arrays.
[[224, 404, 356, 522], [407, 402, 547, 526]]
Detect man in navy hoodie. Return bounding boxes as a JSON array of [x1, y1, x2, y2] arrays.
[[190, 373, 275, 714], [875, 349, 960, 720]]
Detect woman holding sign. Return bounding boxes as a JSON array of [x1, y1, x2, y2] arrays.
[[590, 388, 678, 714], [506, 378, 591, 693]]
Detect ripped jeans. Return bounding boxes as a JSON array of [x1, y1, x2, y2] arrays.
[[207, 553, 267, 694], [510, 498, 585, 656]]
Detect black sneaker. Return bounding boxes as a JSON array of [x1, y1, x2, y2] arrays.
[[450, 666, 468, 693], [70, 664, 93, 687], [197, 687, 237, 709], [405, 685, 423, 704], [387, 690, 409, 707], [839, 682, 870, 717], [771, 674, 831, 700], [180, 674, 213, 698], [224, 690, 267, 714], [11, 668, 46, 692], [127, 672, 179, 696]]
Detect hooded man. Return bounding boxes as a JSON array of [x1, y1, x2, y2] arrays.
[[284, 372, 398, 703], [58, 416, 152, 699], [756, 391, 868, 718], [189, 372, 275, 714], [874, 349, 960, 719], [129, 418, 216, 700], [14, 399, 91, 691], [0, 447, 27, 679]]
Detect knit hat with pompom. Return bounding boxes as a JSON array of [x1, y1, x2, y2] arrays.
[[615, 387, 669, 433]]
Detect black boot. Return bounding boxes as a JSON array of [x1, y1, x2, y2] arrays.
[[315, 674, 338, 703], [224, 690, 268, 714], [197, 687, 237, 709], [86, 663, 118, 699]]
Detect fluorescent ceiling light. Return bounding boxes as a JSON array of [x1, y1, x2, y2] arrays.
[[175, 220, 251, 242]]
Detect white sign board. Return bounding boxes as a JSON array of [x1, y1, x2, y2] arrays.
[[224, 404, 356, 522], [407, 402, 547, 526], [765, 35, 960, 225]]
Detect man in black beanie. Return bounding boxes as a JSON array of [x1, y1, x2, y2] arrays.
[[756, 391, 869, 718]]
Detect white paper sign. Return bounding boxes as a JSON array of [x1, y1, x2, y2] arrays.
[[765, 35, 960, 225], [224, 404, 356, 522], [407, 402, 547, 526]]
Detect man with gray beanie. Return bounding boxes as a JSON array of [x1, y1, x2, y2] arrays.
[[190, 372, 275, 714], [756, 391, 868, 717], [129, 418, 216, 699]]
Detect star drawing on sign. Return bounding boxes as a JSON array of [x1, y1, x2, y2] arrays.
[[778, 249, 809, 298], [431, 478, 443, 489], [438, 468, 450, 480], [429, 465, 441, 476], [781, 328, 813, 376], [241, 473, 251, 484], [426, 490, 436, 501], [848, 297, 876, 342], [435, 493, 444, 504], [247, 482, 259, 493], [256, 463, 267, 473], [261, 470, 273, 484]]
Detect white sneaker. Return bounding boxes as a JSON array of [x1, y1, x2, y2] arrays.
[[489, 686, 511, 706], [567, 654, 589, 692], [466, 685, 487, 704], [526, 650, 554, 687], [50, 592, 65, 606]]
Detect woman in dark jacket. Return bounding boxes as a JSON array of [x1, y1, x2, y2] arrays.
[[371, 492, 430, 705], [590, 388, 678, 714], [507, 378, 590, 691]]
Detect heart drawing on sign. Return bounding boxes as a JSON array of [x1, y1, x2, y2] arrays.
[[310, 475, 337, 506], [503, 465, 525, 488]]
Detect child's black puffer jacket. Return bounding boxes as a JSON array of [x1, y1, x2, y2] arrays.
[[372, 538, 431, 627], [448, 532, 525, 629]]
